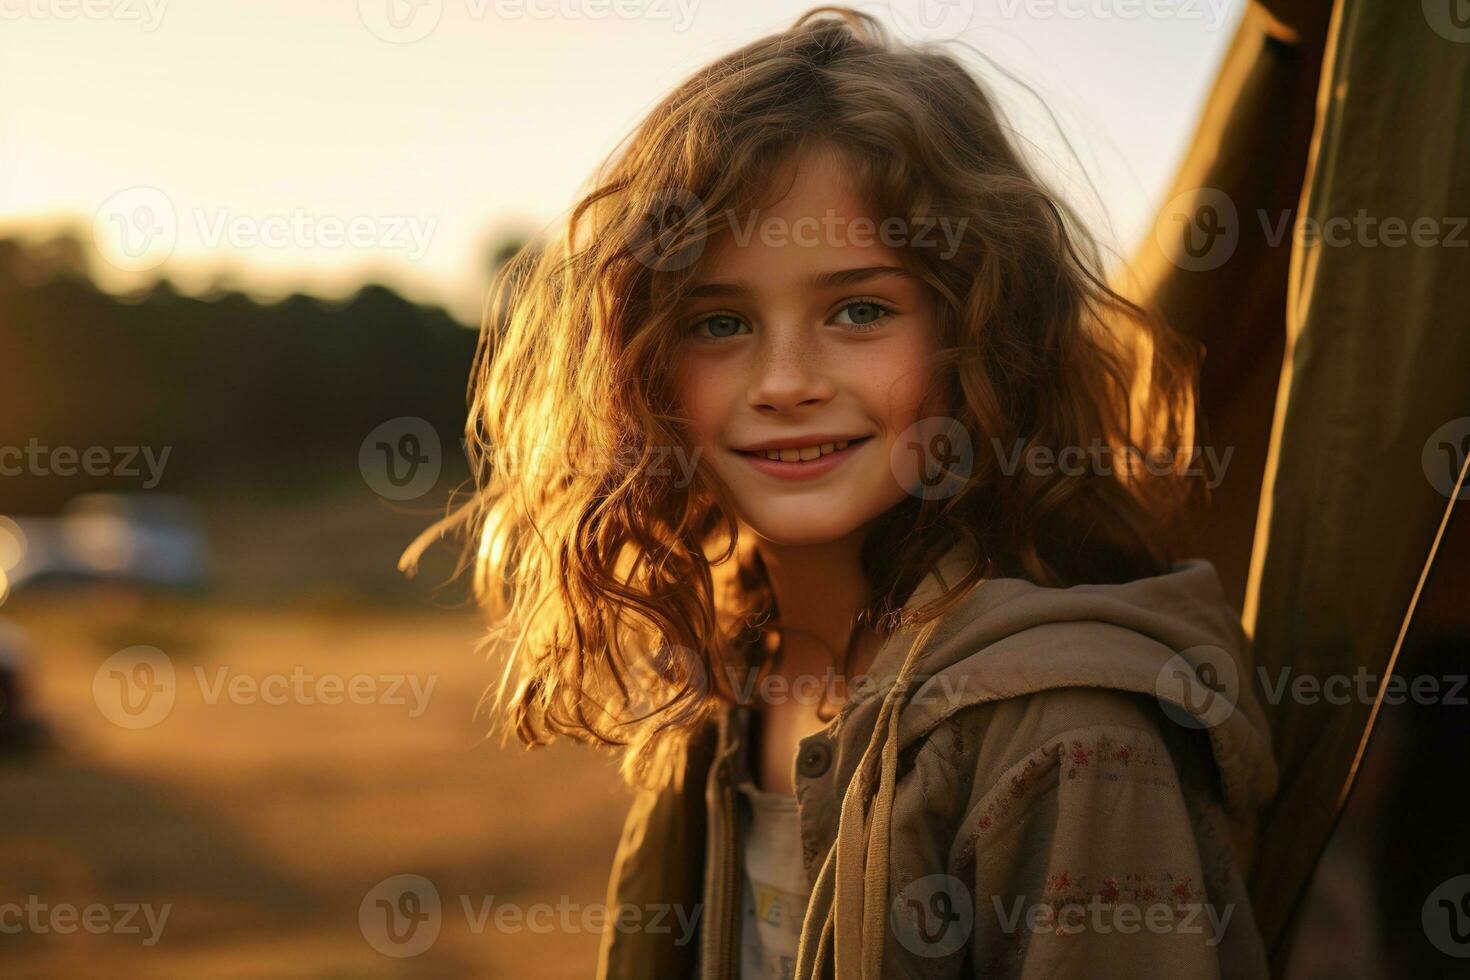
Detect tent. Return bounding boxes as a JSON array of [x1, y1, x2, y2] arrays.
[[1127, 0, 1470, 968]]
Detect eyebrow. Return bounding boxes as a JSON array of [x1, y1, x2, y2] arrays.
[[685, 264, 916, 299]]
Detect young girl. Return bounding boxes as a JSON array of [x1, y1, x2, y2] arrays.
[[410, 7, 1277, 977]]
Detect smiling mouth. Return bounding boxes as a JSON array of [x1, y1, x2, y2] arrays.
[[735, 436, 873, 462]]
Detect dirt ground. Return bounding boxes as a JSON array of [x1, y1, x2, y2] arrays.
[[0, 590, 629, 978]]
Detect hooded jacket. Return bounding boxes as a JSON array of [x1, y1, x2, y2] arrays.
[[596, 545, 1279, 979]]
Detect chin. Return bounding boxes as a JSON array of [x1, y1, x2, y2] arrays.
[[734, 497, 880, 547]]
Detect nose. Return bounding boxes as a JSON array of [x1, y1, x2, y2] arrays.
[[745, 327, 836, 414]]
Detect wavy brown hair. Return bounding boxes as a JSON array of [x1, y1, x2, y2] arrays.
[[404, 6, 1202, 785]]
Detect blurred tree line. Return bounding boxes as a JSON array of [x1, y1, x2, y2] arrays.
[[0, 233, 531, 513]]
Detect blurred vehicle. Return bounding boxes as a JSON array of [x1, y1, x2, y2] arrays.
[[0, 617, 50, 756], [2, 493, 208, 592], [0, 494, 208, 757]]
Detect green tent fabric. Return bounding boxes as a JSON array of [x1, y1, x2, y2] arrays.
[[1127, 0, 1470, 967]]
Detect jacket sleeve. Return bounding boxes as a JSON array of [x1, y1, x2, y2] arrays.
[[596, 727, 715, 980], [954, 711, 1266, 980]]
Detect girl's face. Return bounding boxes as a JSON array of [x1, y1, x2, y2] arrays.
[[673, 148, 940, 546]]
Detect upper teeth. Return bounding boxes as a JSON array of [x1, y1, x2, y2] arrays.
[[762, 440, 851, 461]]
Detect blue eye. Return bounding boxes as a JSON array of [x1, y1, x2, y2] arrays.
[[832, 300, 893, 329], [691, 314, 748, 340]]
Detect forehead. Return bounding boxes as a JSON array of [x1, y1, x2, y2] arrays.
[[693, 146, 903, 281]]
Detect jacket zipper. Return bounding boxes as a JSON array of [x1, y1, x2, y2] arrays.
[[719, 776, 739, 978], [708, 706, 743, 980]]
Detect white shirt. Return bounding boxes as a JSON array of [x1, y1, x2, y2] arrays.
[[736, 772, 812, 979]]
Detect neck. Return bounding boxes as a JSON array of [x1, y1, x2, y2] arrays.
[[746, 522, 884, 678]]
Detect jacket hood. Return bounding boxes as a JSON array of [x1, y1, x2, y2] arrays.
[[858, 542, 1278, 814], [787, 542, 1283, 979]]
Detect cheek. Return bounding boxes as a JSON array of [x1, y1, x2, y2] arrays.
[[857, 332, 936, 432], [674, 356, 732, 446]]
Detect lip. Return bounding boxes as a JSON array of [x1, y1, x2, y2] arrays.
[[732, 435, 873, 481], [731, 433, 871, 453]]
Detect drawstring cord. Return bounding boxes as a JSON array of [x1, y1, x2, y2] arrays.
[[795, 617, 944, 980]]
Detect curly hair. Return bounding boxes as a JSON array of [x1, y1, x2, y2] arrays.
[[403, 5, 1202, 786]]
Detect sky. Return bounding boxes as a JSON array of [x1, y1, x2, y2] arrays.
[[0, 0, 1246, 325]]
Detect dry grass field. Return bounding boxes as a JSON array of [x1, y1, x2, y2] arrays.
[[0, 591, 628, 978]]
